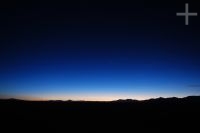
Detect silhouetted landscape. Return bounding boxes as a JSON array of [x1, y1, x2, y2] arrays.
[[1, 96, 200, 132]]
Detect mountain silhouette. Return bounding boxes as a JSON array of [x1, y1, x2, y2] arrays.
[[0, 96, 200, 132]]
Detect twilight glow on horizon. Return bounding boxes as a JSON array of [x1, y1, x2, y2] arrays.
[[1, 42, 199, 101]]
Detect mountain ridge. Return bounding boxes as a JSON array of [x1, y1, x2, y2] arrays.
[[1, 95, 200, 102]]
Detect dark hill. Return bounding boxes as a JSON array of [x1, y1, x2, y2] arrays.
[[0, 96, 200, 132]]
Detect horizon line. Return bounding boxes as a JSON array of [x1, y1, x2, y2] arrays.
[[1, 95, 199, 102]]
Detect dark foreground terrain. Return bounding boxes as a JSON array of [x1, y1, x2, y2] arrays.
[[1, 96, 200, 132]]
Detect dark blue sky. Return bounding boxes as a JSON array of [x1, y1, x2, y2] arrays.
[[0, 0, 200, 100]]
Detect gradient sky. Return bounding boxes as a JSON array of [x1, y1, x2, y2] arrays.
[[0, 0, 200, 101]]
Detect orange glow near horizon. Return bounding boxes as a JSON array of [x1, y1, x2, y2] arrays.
[[0, 92, 191, 101]]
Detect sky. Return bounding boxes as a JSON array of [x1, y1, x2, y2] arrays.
[[0, 0, 200, 101]]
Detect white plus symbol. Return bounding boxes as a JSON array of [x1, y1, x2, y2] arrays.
[[176, 3, 198, 25]]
